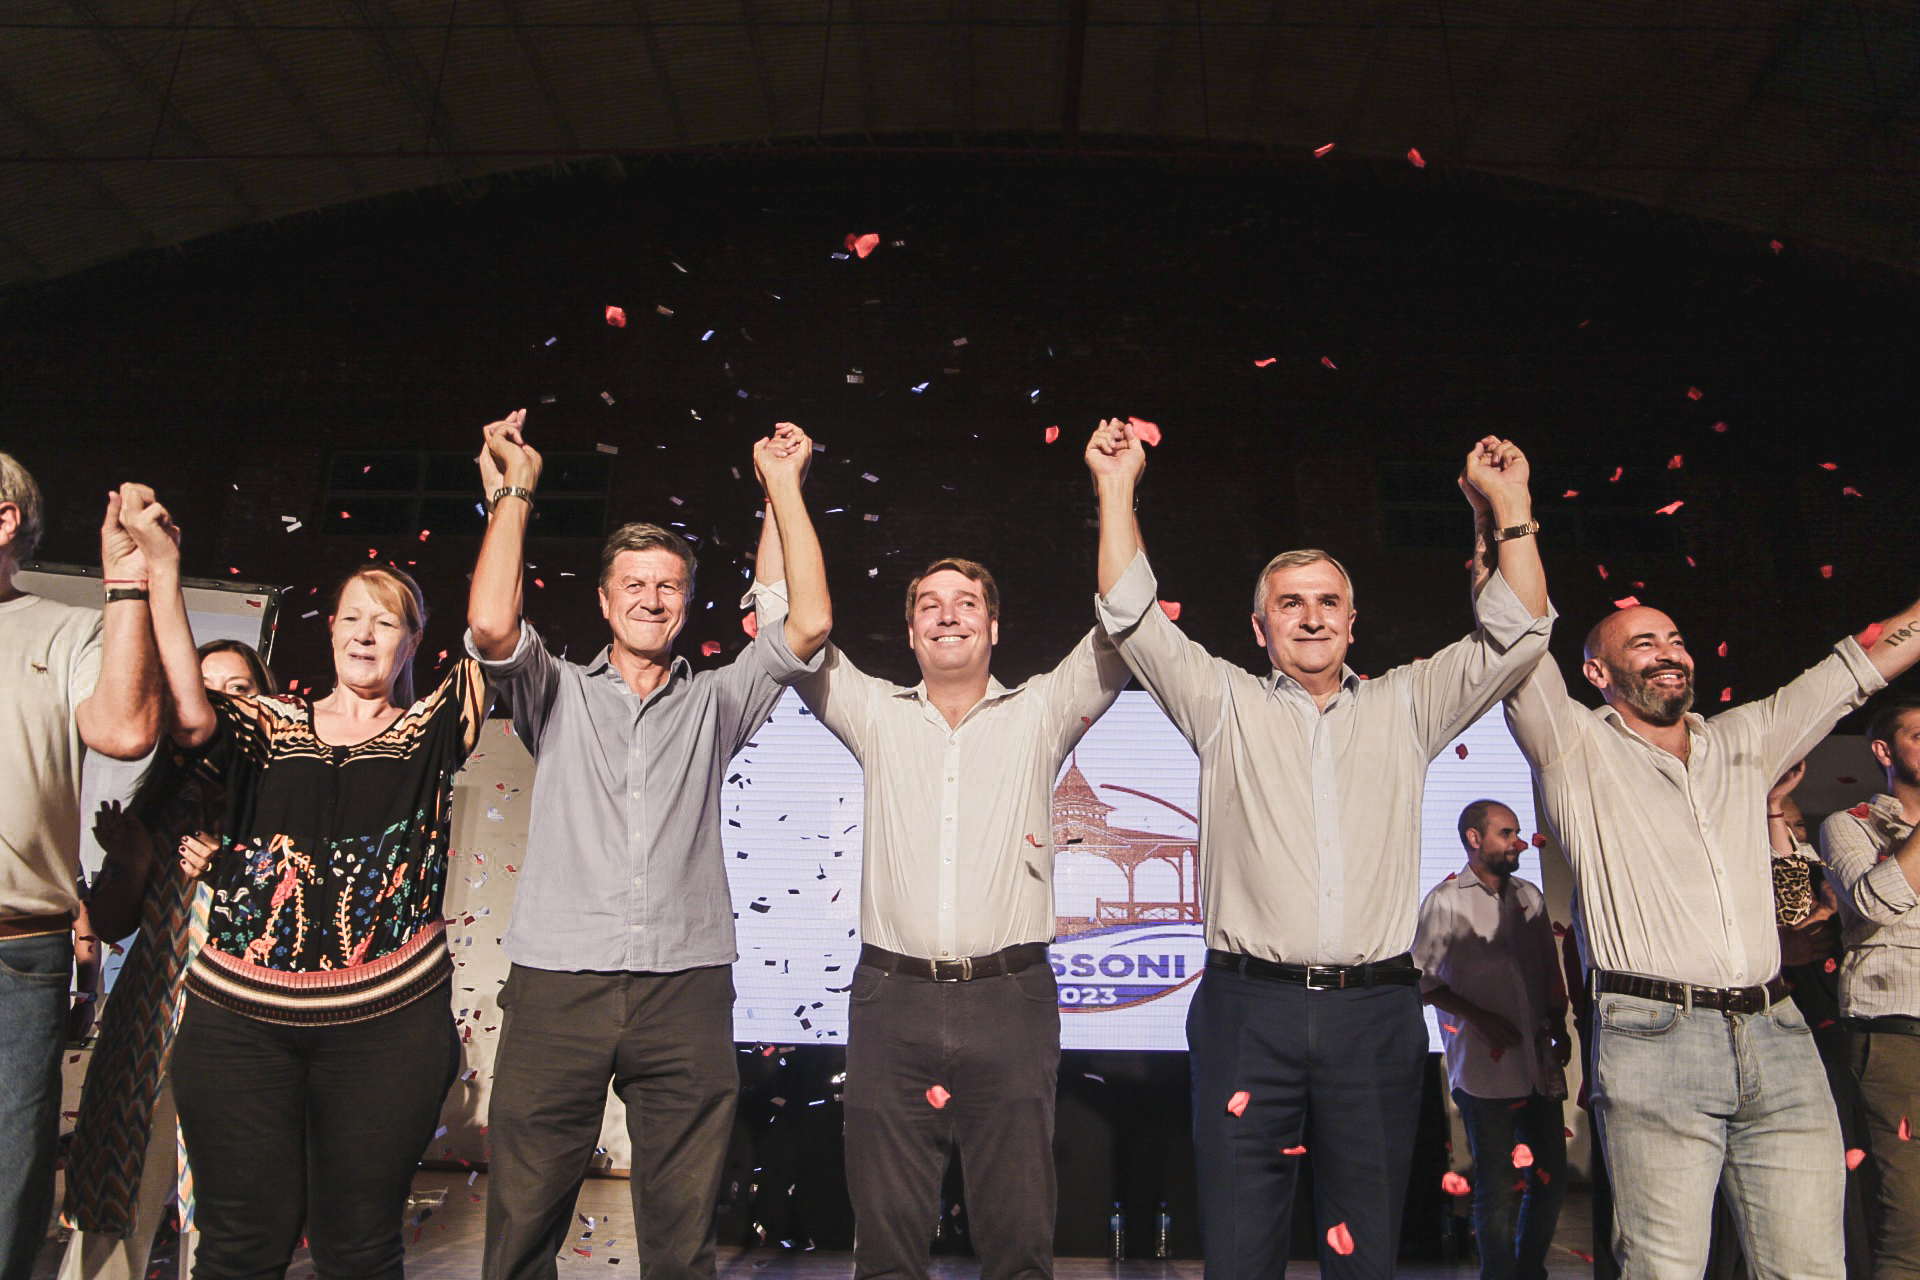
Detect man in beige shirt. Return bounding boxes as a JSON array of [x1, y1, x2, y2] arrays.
[[1504, 594, 1920, 1279], [1, 452, 165, 1280], [758, 462, 1130, 1280], [1090, 421, 1552, 1280], [1821, 694, 1920, 1278]]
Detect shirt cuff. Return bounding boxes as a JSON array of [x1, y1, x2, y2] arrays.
[[1474, 569, 1555, 649], [740, 578, 792, 619], [1863, 854, 1920, 916], [463, 620, 541, 673], [749, 600, 825, 684], [1096, 551, 1158, 635], [1836, 634, 1890, 699]]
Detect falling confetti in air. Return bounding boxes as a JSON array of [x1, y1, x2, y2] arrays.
[[1045, 426, 1060, 443], [1442, 1172, 1472, 1196], [1281, 1144, 1307, 1155], [1512, 1144, 1534, 1169], [1455, 744, 1469, 760], [701, 640, 722, 657], [1327, 1222, 1355, 1256], [845, 232, 880, 259], [1848, 1148, 1868, 1170], [1127, 416, 1163, 446], [1407, 148, 1426, 168], [605, 306, 626, 328], [1158, 601, 1182, 621], [1314, 143, 1336, 157], [1655, 501, 1685, 515], [1860, 622, 1885, 648], [926, 1085, 951, 1109], [1226, 1091, 1250, 1117]]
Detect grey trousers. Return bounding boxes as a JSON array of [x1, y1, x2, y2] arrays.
[[482, 964, 737, 1280], [844, 960, 1061, 1280]]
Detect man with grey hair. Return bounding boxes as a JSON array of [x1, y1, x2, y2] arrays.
[[1088, 419, 1552, 1280], [465, 412, 831, 1280], [2, 452, 165, 1280]]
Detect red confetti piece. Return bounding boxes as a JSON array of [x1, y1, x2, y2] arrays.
[[1712, 421, 1728, 433], [1127, 416, 1163, 446], [1320, 356, 1338, 370], [1609, 466, 1623, 483], [1686, 555, 1697, 567], [1821, 565, 1834, 579], [1901, 1116, 1912, 1142], [1571, 1249, 1596, 1263], [1596, 564, 1609, 579], [1442, 1172, 1472, 1197], [926, 1084, 951, 1109], [1655, 500, 1684, 515], [1512, 1143, 1534, 1169], [1859, 622, 1885, 648], [742, 612, 759, 639], [1825, 957, 1838, 973], [1313, 143, 1336, 157], [701, 640, 722, 657], [1226, 1090, 1250, 1117], [1686, 387, 1703, 400], [1717, 641, 1728, 657], [1770, 239, 1784, 254], [605, 306, 626, 328], [1254, 357, 1278, 367], [1407, 148, 1426, 168], [1281, 1145, 1307, 1156], [1455, 744, 1469, 759], [1044, 426, 1060, 443], [1489, 1045, 1506, 1062], [1532, 832, 1546, 848], [367, 548, 378, 559], [534, 578, 545, 589], [437, 649, 448, 663], [845, 232, 880, 259], [1441, 1022, 1459, 1033], [1612, 596, 1641, 610], [1327, 1222, 1355, 1256], [1720, 687, 1733, 702], [1563, 489, 1580, 498], [1843, 486, 1863, 497], [1819, 462, 1839, 471], [1158, 600, 1182, 621], [1848, 1148, 1868, 1170], [1025, 834, 1044, 847], [1668, 454, 1684, 469]]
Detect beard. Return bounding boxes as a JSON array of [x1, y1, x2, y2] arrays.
[[1612, 661, 1695, 725]]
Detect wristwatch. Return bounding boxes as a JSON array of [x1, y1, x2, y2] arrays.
[[490, 486, 535, 514], [1490, 519, 1541, 543]]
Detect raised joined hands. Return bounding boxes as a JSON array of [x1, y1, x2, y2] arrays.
[[1085, 417, 1147, 483]]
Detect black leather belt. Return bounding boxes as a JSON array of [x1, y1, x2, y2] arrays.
[[1595, 970, 1789, 1014], [858, 942, 1049, 983], [1206, 949, 1420, 990], [1851, 1015, 1920, 1038]]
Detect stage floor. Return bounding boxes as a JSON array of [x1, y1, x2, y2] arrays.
[[33, 1170, 1605, 1277]]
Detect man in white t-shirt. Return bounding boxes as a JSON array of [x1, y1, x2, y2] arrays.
[[0, 452, 165, 1280], [1414, 799, 1570, 1280]]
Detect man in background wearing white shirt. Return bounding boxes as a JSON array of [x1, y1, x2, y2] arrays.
[[1414, 799, 1570, 1280], [1821, 695, 1920, 1279]]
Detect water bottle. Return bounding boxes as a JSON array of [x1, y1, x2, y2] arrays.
[[1110, 1201, 1126, 1260], [1155, 1202, 1171, 1259]]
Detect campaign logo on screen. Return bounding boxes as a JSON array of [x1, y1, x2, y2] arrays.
[[1050, 761, 1205, 1014]]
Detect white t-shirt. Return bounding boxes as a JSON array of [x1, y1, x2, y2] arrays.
[[1, 592, 103, 918]]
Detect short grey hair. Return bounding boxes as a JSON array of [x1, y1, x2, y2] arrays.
[[1252, 549, 1355, 614], [598, 522, 697, 594], [0, 452, 45, 563]]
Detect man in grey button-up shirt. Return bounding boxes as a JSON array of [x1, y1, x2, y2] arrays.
[[464, 412, 830, 1280], [1091, 420, 1552, 1280]]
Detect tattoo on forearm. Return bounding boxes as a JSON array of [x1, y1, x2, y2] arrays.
[[1883, 621, 1920, 648]]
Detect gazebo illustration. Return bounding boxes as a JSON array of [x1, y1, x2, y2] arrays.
[[1052, 758, 1199, 939]]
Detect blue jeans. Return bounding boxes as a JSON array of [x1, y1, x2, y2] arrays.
[[1452, 1089, 1567, 1280], [0, 931, 72, 1280], [1592, 990, 1845, 1280]]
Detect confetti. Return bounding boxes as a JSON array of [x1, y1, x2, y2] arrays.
[[1562, 490, 1579, 499], [1025, 834, 1044, 848], [1327, 1222, 1355, 1256], [1454, 743, 1469, 760], [1859, 622, 1885, 648], [1609, 467, 1623, 483], [701, 640, 723, 657], [601, 392, 615, 406], [1902, 1116, 1912, 1142], [1720, 687, 1733, 702], [1655, 500, 1685, 515], [845, 232, 880, 259], [1596, 564, 1609, 580], [1321, 356, 1338, 370], [1158, 600, 1182, 621], [1407, 148, 1426, 168], [1512, 1143, 1534, 1169], [1820, 462, 1839, 471], [1668, 454, 1684, 469], [605, 306, 626, 328], [926, 1085, 951, 1109], [1843, 486, 1863, 497], [1442, 1172, 1472, 1197], [1128, 416, 1163, 446], [1821, 565, 1834, 579], [1712, 421, 1728, 433], [1686, 387, 1703, 400], [1281, 1145, 1307, 1156], [1825, 957, 1838, 973], [1612, 596, 1641, 610], [597, 443, 619, 455], [742, 612, 759, 639], [1045, 426, 1060, 443], [655, 305, 674, 317], [1313, 143, 1336, 157], [1226, 1090, 1250, 1117], [1848, 1148, 1868, 1170], [1254, 357, 1278, 367], [1531, 833, 1546, 848]]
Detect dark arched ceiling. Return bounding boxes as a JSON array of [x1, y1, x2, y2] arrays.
[[2, 0, 1917, 291]]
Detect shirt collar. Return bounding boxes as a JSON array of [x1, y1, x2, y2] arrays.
[[893, 674, 1016, 714], [1263, 664, 1362, 703], [1594, 703, 1707, 749], [584, 646, 691, 687], [1449, 864, 1505, 897]]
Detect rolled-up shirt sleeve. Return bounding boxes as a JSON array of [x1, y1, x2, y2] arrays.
[[1404, 570, 1556, 757], [1822, 809, 1919, 926], [1095, 550, 1226, 749], [1718, 639, 1887, 783], [463, 622, 561, 750], [739, 579, 825, 686]]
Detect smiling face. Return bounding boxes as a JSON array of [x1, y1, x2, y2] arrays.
[[907, 568, 999, 682], [1251, 560, 1356, 685], [598, 547, 692, 662], [330, 576, 418, 702], [1584, 606, 1695, 726], [201, 648, 261, 697], [1872, 707, 1920, 789]]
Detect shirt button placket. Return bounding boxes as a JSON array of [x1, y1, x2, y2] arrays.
[[938, 735, 961, 959]]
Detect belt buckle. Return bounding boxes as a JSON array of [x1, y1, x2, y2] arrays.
[[1304, 966, 1346, 991], [933, 957, 972, 983]]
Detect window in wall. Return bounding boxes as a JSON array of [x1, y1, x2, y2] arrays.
[[323, 450, 612, 539]]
